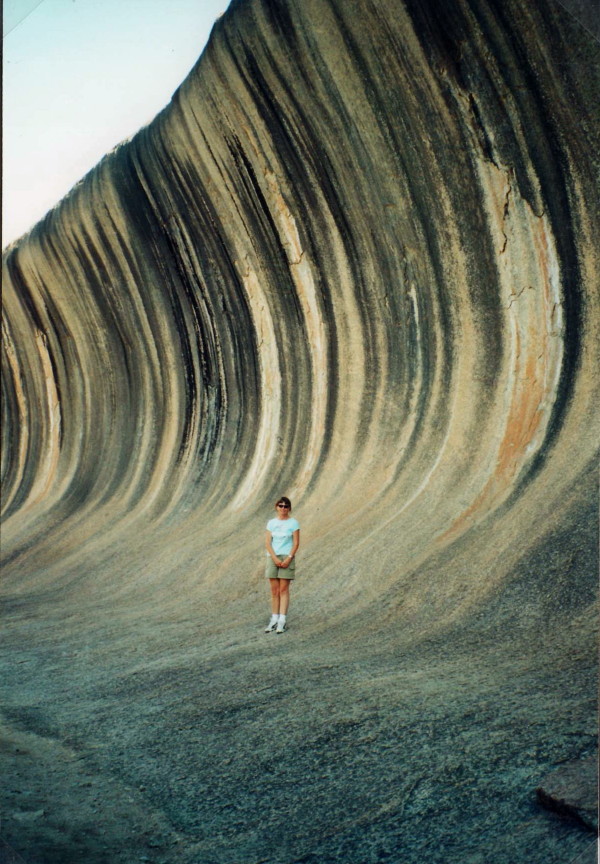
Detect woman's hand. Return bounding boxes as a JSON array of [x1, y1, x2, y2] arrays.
[[267, 532, 282, 566], [280, 557, 292, 569]]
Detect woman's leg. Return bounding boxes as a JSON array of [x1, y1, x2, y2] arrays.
[[269, 578, 281, 614], [278, 579, 290, 615]]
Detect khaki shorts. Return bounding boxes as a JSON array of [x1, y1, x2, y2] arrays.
[[265, 555, 296, 580]]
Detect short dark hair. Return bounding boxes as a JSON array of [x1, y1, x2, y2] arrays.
[[276, 496, 292, 511]]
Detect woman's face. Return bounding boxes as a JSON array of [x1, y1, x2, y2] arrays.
[[276, 502, 290, 518]]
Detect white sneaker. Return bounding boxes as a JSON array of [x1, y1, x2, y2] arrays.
[[265, 616, 278, 633], [276, 619, 286, 634]]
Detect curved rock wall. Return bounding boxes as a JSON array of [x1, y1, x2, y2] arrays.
[[2, 1, 599, 862], [2, 0, 598, 623]]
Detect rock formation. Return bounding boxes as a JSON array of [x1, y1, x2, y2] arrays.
[[537, 755, 598, 831], [1, 0, 598, 862]]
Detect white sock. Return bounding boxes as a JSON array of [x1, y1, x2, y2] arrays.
[[278, 614, 287, 623], [269, 614, 278, 623]]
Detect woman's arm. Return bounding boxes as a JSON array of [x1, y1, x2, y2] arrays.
[[265, 530, 282, 566], [280, 529, 300, 569]]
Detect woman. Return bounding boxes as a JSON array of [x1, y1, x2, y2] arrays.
[[264, 496, 300, 633]]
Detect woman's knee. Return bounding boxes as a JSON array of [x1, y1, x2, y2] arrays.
[[269, 578, 281, 597]]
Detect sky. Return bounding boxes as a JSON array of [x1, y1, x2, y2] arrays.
[[3, 0, 230, 247]]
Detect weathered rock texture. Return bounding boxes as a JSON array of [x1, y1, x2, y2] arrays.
[[1, 0, 598, 862]]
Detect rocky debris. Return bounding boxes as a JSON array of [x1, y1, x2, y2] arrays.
[[537, 754, 598, 831]]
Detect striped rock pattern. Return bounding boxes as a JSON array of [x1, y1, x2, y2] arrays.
[[2, 0, 598, 615], [0, 1, 598, 859]]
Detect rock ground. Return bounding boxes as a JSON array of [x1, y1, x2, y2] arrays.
[[1, 590, 596, 864]]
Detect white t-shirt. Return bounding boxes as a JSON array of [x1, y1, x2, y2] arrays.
[[266, 517, 300, 556]]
